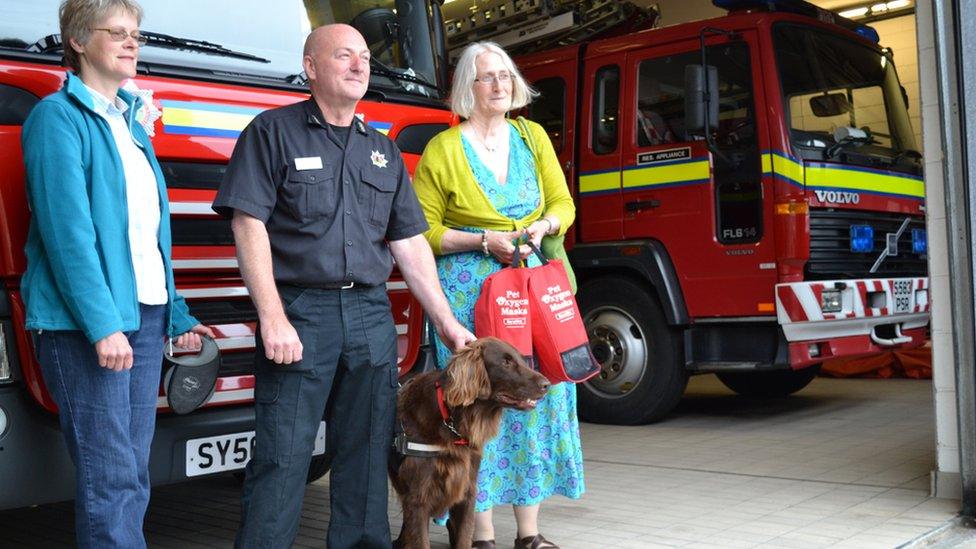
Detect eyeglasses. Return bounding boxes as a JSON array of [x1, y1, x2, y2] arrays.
[[90, 28, 147, 45], [474, 72, 512, 85]]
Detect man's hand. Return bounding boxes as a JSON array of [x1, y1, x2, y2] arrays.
[[95, 331, 133, 371], [172, 324, 215, 352], [436, 319, 476, 353], [261, 316, 303, 364]]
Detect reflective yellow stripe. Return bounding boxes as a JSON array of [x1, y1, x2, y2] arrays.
[[579, 171, 619, 194], [769, 153, 805, 185], [806, 164, 925, 198], [161, 107, 256, 132], [622, 160, 710, 190]]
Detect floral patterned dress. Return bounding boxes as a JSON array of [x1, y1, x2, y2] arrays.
[[431, 124, 585, 513]]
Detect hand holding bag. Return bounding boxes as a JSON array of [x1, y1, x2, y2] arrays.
[[474, 246, 536, 369]]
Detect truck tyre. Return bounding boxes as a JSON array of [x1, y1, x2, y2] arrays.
[[577, 276, 687, 425], [716, 364, 821, 398]]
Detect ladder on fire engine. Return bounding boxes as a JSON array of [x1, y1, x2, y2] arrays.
[[444, 0, 660, 60]]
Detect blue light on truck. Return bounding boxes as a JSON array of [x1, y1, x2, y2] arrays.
[[912, 228, 927, 255], [850, 224, 874, 252]]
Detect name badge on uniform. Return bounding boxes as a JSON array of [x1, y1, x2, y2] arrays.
[[294, 156, 323, 170]]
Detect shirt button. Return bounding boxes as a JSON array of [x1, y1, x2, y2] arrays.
[[344, 179, 351, 185], [345, 209, 352, 215], [309, 175, 315, 181], [347, 272, 353, 277], [346, 240, 353, 246]]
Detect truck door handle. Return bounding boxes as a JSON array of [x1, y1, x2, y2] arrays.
[[625, 199, 660, 212]]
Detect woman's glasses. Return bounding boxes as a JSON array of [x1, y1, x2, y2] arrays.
[[90, 28, 148, 46], [474, 72, 512, 85]]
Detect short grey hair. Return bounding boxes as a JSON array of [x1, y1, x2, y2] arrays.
[[449, 41, 537, 119], [60, 0, 144, 71]]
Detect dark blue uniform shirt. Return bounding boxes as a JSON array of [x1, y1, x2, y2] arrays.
[[213, 99, 429, 287]]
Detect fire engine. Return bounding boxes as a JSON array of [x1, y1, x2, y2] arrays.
[[510, 0, 929, 424], [0, 0, 453, 510]]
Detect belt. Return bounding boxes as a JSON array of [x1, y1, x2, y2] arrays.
[[284, 281, 361, 290], [319, 281, 357, 290]]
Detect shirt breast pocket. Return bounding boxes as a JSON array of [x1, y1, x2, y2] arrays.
[[360, 168, 397, 229], [281, 169, 334, 221]]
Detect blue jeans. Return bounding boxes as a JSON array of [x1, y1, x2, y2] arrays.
[[235, 285, 398, 549], [34, 304, 166, 549]]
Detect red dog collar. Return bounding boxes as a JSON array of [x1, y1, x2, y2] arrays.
[[435, 381, 469, 446]]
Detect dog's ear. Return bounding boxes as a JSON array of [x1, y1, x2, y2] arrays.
[[444, 342, 491, 407]]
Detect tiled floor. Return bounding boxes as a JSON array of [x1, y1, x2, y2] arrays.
[[0, 375, 960, 548]]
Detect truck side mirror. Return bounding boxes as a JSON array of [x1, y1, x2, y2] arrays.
[[684, 64, 719, 135]]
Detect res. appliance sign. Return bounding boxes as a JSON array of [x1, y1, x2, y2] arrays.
[[637, 146, 691, 165]]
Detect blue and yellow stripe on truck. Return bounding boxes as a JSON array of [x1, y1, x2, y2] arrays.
[[579, 156, 710, 195], [160, 100, 396, 138], [579, 150, 923, 201]]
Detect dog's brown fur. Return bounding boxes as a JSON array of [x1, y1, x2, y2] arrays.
[[389, 337, 551, 549]]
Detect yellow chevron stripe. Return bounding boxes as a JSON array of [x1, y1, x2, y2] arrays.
[[161, 107, 257, 132], [806, 165, 925, 198], [622, 160, 710, 189]]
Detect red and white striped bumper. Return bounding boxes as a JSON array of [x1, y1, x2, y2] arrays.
[[775, 277, 930, 367]]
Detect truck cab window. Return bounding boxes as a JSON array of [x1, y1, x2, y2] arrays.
[[592, 65, 620, 155], [528, 77, 566, 154], [637, 44, 761, 244]]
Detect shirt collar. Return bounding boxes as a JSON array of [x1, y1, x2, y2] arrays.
[[303, 99, 368, 135], [81, 82, 129, 118]]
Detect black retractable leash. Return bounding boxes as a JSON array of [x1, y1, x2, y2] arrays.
[[164, 336, 220, 415]]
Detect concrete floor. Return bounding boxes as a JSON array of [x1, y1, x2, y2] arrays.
[[0, 375, 961, 548]]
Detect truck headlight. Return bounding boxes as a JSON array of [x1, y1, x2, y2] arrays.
[[821, 289, 842, 313]]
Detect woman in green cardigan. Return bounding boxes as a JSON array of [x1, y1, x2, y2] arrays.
[[412, 41, 584, 549]]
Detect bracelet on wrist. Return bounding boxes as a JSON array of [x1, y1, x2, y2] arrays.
[[541, 218, 554, 236], [481, 230, 490, 256]]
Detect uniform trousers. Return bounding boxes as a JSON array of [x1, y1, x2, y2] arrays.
[[235, 284, 398, 549]]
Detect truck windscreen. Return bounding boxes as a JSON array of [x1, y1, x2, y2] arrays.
[[772, 23, 919, 171], [0, 0, 440, 99]]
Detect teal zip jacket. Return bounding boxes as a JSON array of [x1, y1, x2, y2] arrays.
[[21, 72, 197, 343]]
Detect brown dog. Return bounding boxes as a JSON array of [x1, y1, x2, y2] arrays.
[[389, 337, 551, 549]]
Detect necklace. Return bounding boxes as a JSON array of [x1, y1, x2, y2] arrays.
[[470, 120, 501, 153]]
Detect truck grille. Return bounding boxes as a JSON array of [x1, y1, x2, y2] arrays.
[[806, 208, 928, 280], [162, 160, 253, 377]]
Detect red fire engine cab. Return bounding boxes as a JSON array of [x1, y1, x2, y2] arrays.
[[516, 0, 929, 424], [0, 0, 452, 510]]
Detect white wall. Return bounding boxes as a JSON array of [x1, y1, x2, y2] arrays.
[[914, 0, 960, 498]]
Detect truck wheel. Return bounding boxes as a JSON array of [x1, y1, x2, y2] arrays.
[[577, 276, 687, 425], [716, 364, 821, 398]]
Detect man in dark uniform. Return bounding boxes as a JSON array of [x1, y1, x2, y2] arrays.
[[213, 24, 475, 549]]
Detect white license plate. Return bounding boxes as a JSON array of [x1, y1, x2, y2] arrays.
[[185, 421, 326, 477], [892, 280, 913, 313]]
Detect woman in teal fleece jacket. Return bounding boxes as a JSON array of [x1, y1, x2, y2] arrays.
[[20, 1, 211, 546]]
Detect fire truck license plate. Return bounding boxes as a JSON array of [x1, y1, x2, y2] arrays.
[[893, 280, 913, 313], [185, 421, 326, 477]]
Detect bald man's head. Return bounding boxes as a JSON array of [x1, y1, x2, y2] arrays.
[[302, 24, 371, 108]]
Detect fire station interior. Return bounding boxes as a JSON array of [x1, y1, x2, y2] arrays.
[[5, 0, 976, 547]]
